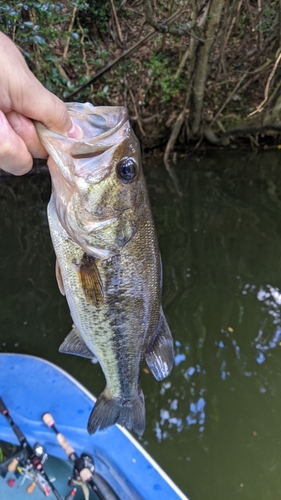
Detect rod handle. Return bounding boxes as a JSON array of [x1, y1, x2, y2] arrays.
[[7, 458, 18, 472], [42, 413, 76, 458], [57, 433, 75, 457], [26, 481, 37, 494], [42, 413, 54, 428]]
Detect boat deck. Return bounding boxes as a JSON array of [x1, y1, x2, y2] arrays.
[[0, 354, 188, 500]]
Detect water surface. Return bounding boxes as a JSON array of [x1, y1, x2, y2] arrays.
[[1, 150, 281, 499]]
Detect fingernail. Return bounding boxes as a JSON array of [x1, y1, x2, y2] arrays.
[[67, 119, 83, 139]]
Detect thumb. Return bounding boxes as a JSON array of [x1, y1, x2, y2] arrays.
[[14, 71, 77, 136], [0, 33, 79, 137]]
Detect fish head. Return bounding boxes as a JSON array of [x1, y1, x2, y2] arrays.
[[35, 103, 146, 258]]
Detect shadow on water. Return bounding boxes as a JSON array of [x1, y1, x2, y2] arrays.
[[1, 150, 281, 499]]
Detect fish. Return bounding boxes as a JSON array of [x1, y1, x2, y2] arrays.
[[35, 102, 174, 436]]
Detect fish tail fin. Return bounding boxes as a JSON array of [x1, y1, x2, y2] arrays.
[[87, 390, 145, 436]]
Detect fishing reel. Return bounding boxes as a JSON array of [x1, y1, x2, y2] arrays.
[[0, 398, 63, 500], [4, 442, 48, 475], [42, 412, 120, 500], [0, 442, 52, 497], [29, 442, 48, 470], [72, 453, 95, 481], [66, 454, 96, 500]]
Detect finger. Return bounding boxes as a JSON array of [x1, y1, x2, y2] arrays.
[[6, 111, 47, 158], [14, 77, 83, 139], [12, 73, 72, 133], [10, 70, 82, 138], [0, 33, 82, 139], [0, 111, 33, 175]]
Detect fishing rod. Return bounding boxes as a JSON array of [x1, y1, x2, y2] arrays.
[[0, 397, 63, 500], [42, 413, 119, 500]]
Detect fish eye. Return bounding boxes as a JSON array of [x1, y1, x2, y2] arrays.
[[116, 157, 138, 183]]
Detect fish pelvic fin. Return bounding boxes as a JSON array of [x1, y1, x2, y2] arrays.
[[145, 309, 174, 381], [73, 253, 103, 307], [59, 325, 97, 361], [87, 390, 145, 436]]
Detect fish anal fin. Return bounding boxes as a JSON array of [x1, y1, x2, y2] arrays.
[[145, 310, 174, 381], [55, 259, 65, 296], [73, 253, 103, 306], [59, 325, 97, 361], [87, 389, 145, 436]]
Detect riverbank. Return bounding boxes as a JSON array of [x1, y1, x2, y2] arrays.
[[2, 1, 281, 153]]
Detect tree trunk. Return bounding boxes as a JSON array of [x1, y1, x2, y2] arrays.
[[189, 0, 225, 136]]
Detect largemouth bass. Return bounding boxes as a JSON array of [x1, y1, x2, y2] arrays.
[[35, 103, 174, 436]]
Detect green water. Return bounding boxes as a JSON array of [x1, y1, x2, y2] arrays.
[[1, 151, 281, 499]]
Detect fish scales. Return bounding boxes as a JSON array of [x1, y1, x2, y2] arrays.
[[35, 103, 174, 435]]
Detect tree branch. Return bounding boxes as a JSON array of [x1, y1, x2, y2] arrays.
[[143, 0, 203, 40], [190, 0, 225, 135], [65, 6, 185, 99]]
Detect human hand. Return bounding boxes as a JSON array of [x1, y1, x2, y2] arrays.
[[0, 32, 82, 175]]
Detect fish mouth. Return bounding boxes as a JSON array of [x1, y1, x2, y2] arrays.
[[35, 105, 131, 185], [69, 105, 129, 156]]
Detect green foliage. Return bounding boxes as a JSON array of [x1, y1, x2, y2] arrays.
[[145, 53, 185, 103], [78, 1, 111, 35], [1, 2, 71, 95], [95, 84, 110, 101], [0, 1, 186, 107], [262, 1, 279, 34], [1, 0, 279, 146], [0, 1, 107, 99]]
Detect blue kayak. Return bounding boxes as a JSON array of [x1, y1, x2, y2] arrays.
[[0, 353, 188, 500]]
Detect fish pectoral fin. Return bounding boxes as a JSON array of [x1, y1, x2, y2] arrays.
[[73, 253, 103, 306], [55, 259, 65, 296], [87, 389, 145, 436], [145, 309, 174, 381], [59, 325, 97, 361]]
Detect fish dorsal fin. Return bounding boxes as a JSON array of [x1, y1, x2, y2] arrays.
[[55, 259, 65, 296], [73, 253, 103, 306], [59, 325, 97, 360], [145, 309, 174, 381]]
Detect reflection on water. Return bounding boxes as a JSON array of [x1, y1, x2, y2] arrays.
[[1, 151, 281, 499]]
